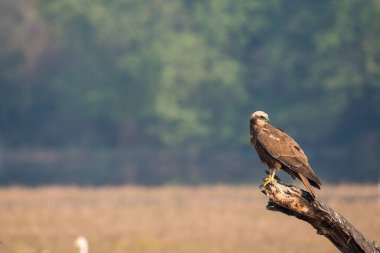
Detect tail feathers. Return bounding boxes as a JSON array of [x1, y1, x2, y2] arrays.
[[309, 178, 321, 189], [299, 173, 316, 200]]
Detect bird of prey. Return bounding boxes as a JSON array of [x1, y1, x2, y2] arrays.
[[250, 111, 322, 199]]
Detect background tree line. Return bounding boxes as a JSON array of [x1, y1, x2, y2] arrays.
[[0, 0, 379, 185]]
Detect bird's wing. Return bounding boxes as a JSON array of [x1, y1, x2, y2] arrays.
[[257, 125, 322, 186]]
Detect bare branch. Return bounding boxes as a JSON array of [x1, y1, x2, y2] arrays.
[[260, 181, 380, 253]]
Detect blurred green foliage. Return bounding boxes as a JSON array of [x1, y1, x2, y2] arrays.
[[0, 0, 379, 184]]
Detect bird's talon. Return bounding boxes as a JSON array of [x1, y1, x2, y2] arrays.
[[263, 177, 277, 186]]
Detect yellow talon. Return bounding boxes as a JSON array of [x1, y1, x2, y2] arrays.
[[263, 171, 277, 186]]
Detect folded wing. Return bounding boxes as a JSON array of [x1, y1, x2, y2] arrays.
[[257, 126, 322, 187]]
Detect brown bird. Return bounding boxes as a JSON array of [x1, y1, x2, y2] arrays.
[[250, 111, 322, 199]]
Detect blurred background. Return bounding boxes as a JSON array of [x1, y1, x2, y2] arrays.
[[0, 0, 379, 186], [1, 1, 380, 253]]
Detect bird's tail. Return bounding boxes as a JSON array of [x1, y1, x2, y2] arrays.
[[299, 173, 316, 200]]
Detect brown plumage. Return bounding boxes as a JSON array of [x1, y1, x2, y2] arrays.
[[250, 111, 322, 199]]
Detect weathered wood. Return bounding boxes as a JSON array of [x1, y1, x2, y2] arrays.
[[260, 181, 380, 253]]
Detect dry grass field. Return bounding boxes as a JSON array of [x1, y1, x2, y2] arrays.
[[0, 184, 378, 253]]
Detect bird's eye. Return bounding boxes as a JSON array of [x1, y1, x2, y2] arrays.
[[259, 116, 266, 119]]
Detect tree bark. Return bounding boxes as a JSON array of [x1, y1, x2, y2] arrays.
[[260, 181, 380, 253]]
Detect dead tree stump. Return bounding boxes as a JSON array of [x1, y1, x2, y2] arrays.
[[260, 181, 379, 253]]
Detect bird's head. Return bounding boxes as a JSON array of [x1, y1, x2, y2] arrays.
[[250, 111, 269, 127]]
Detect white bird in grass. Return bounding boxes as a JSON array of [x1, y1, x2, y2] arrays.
[[74, 236, 89, 253]]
